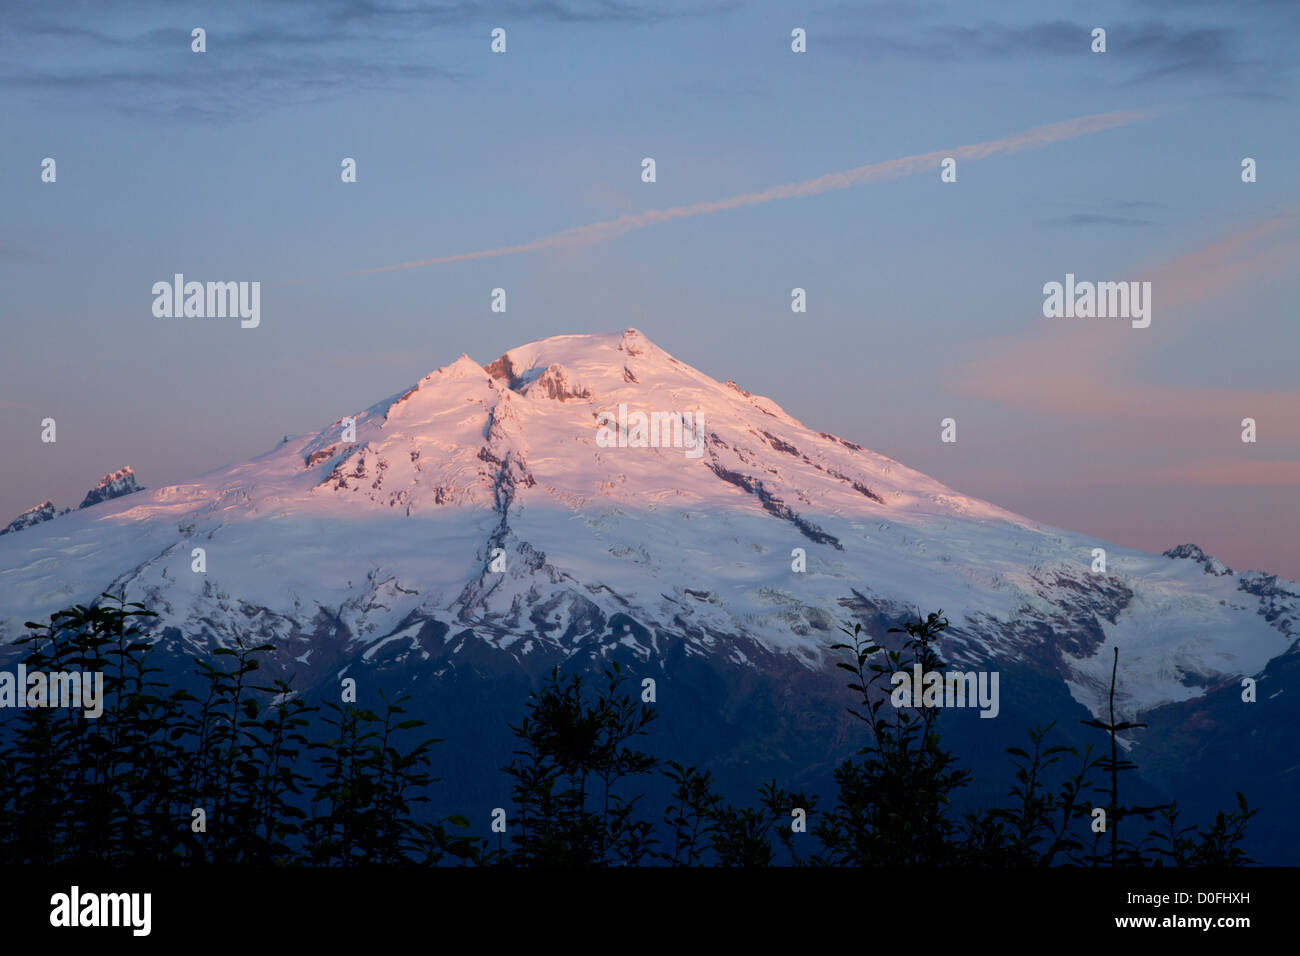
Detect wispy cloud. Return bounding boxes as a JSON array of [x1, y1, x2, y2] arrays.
[[955, 211, 1300, 459], [312, 110, 1149, 281], [1042, 213, 1159, 228], [0, 241, 34, 262], [824, 13, 1293, 98], [3, 0, 725, 118], [1146, 458, 1300, 487]]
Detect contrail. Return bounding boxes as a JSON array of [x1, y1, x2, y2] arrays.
[[292, 110, 1150, 282]]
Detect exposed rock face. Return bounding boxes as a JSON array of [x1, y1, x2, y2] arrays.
[[1, 464, 145, 535], [1163, 543, 1234, 576], [78, 467, 144, 510], [521, 364, 592, 402], [0, 501, 63, 536]]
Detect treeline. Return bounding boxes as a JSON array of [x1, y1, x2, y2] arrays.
[[0, 595, 1256, 867]]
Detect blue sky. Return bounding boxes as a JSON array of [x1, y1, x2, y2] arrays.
[[2, 0, 1297, 577]]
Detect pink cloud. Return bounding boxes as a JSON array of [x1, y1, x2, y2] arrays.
[[955, 214, 1300, 447], [1147, 458, 1300, 486]]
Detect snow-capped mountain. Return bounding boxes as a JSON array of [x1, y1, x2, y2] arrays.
[[1, 329, 1296, 856], [0, 330, 1293, 718]]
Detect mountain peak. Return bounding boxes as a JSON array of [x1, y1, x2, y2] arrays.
[[0, 501, 62, 537], [0, 332, 1295, 728], [618, 328, 650, 354], [2, 466, 145, 535], [420, 353, 488, 384], [1163, 543, 1234, 576], [79, 466, 144, 510], [284, 329, 1034, 540]]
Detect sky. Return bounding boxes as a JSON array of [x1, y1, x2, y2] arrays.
[[1, 0, 1297, 579]]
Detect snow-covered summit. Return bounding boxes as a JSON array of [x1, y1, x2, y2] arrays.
[[0, 330, 1293, 720]]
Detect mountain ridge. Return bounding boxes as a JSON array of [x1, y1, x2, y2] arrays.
[[0, 466, 143, 536]]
